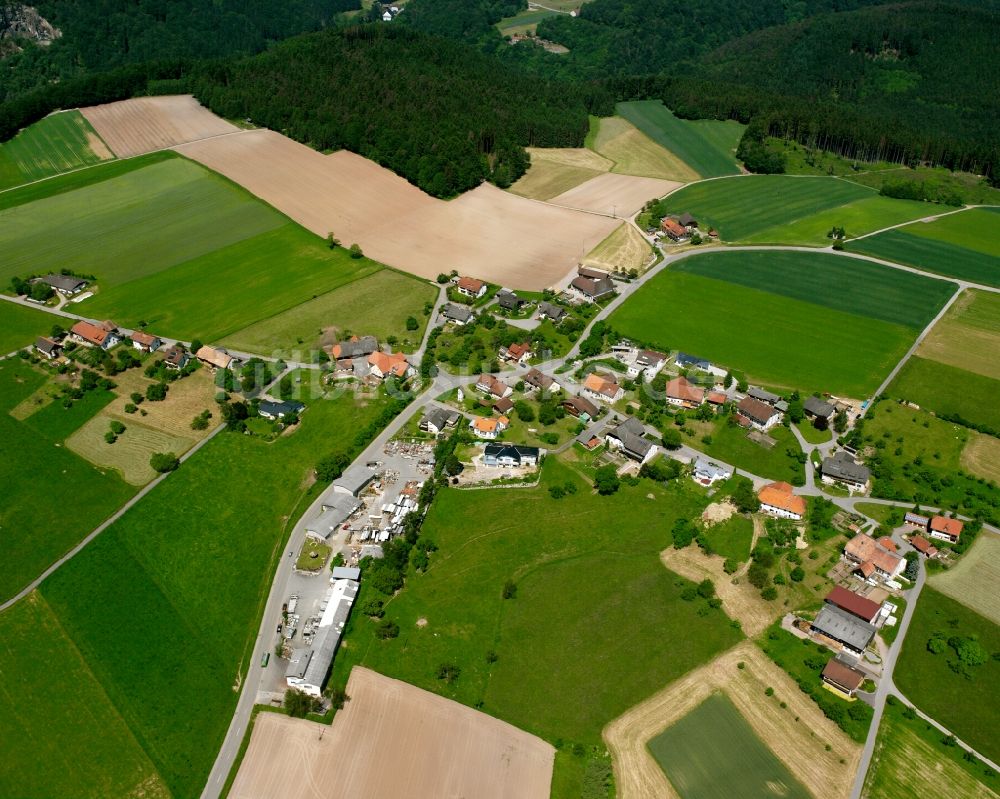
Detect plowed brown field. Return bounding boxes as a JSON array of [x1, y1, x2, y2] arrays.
[[176, 129, 619, 289], [230, 667, 554, 799]]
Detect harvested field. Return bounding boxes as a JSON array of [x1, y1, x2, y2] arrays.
[[179, 129, 618, 290], [81, 95, 238, 157], [929, 533, 1000, 625], [604, 641, 861, 799], [917, 289, 1000, 381], [509, 147, 611, 200], [660, 546, 774, 637], [230, 667, 555, 799], [590, 116, 700, 181], [582, 222, 654, 274], [962, 433, 1000, 484], [548, 172, 682, 216]]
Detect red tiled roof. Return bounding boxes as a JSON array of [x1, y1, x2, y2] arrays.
[[71, 320, 112, 346], [665, 376, 704, 404], [661, 218, 686, 236], [505, 342, 531, 360], [707, 391, 727, 404], [584, 372, 620, 399], [457, 276, 485, 293], [845, 533, 903, 576], [737, 396, 779, 425], [131, 331, 158, 346], [826, 586, 881, 622], [930, 516, 963, 538], [757, 481, 806, 516], [822, 659, 865, 692], [911, 535, 939, 557], [877, 536, 897, 552], [369, 351, 409, 377]]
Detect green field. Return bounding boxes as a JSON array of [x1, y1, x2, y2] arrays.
[[609, 268, 917, 396], [702, 514, 754, 562], [902, 208, 1000, 256], [0, 110, 113, 190], [0, 156, 283, 290], [698, 419, 806, 485], [648, 692, 810, 799], [0, 381, 398, 798], [0, 301, 59, 354], [889, 356, 1000, 435], [895, 588, 1000, 765], [0, 361, 136, 603], [331, 458, 742, 794], [496, 7, 559, 33], [0, 594, 168, 799], [616, 101, 743, 178], [221, 268, 437, 356]]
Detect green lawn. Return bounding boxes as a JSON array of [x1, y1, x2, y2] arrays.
[[0, 301, 59, 354], [660, 176, 872, 241], [221, 268, 436, 357], [888, 356, 1000, 436], [2, 382, 397, 799], [609, 269, 916, 396], [703, 514, 754, 562], [616, 100, 744, 178], [698, 419, 805, 485], [0, 156, 283, 290], [331, 458, 742, 795], [0, 594, 168, 799], [796, 419, 832, 445], [0, 361, 136, 603], [895, 588, 1000, 764], [896, 208, 1000, 256], [0, 110, 113, 190], [674, 250, 956, 330], [81, 224, 382, 343], [648, 692, 811, 799], [850, 227, 1000, 288]]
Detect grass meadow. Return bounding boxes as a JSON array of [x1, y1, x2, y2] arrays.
[[850, 226, 1000, 287], [895, 588, 1000, 765], [702, 515, 754, 562], [331, 458, 742, 796], [615, 101, 743, 178], [0, 110, 113, 190], [0, 360, 135, 603], [917, 289, 1000, 382], [0, 301, 58, 354], [608, 269, 916, 396], [648, 692, 811, 799], [900, 207, 1000, 255], [0, 594, 169, 799], [889, 356, 1000, 435], [929, 534, 1000, 627], [588, 115, 700, 181]]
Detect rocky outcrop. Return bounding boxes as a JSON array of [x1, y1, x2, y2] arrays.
[[0, 4, 61, 55]]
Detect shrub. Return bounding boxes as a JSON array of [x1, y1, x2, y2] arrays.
[[761, 586, 778, 600], [150, 452, 180, 473], [375, 620, 399, 639], [502, 580, 517, 599], [109, 420, 125, 435], [436, 663, 461, 683], [146, 382, 168, 401]]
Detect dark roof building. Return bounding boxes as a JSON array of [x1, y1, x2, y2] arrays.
[[259, 400, 305, 420], [329, 336, 378, 360], [570, 275, 615, 301], [537, 301, 566, 322], [496, 288, 524, 310], [523, 368, 556, 392], [677, 213, 697, 227], [163, 345, 189, 370], [41, 274, 88, 294], [563, 395, 598, 419], [607, 416, 655, 462], [822, 451, 871, 488], [420, 407, 460, 434], [736, 396, 781, 428], [34, 336, 61, 358], [675, 352, 712, 371], [747, 386, 782, 406], [810, 604, 877, 657], [484, 443, 540, 467], [821, 659, 866, 696], [441, 303, 474, 324], [804, 396, 836, 419]]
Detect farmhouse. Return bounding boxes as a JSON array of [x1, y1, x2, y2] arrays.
[[844, 533, 905, 580], [496, 288, 525, 311], [803, 396, 836, 421], [570, 274, 615, 302], [929, 515, 963, 543], [677, 213, 698, 228], [484, 443, 539, 468], [757, 481, 806, 521], [877, 536, 897, 552], [605, 416, 656, 463], [70, 320, 120, 350], [259, 400, 305, 421], [810, 604, 876, 658], [736, 396, 781, 431], [665, 376, 705, 408], [537, 301, 566, 323], [368, 351, 413, 380], [455, 276, 487, 299], [441, 303, 474, 325], [285, 574, 359, 697], [582, 372, 624, 403], [825, 586, 881, 624], [163, 345, 190, 370], [470, 415, 509, 440], [821, 451, 871, 492], [34, 336, 61, 359], [821, 659, 867, 698], [523, 368, 559, 394], [578, 266, 610, 280], [130, 331, 161, 353], [493, 397, 515, 415], [420, 407, 460, 435], [499, 341, 532, 364], [904, 512, 930, 529], [195, 345, 233, 370], [329, 335, 378, 360], [910, 535, 939, 558], [562, 395, 598, 420], [692, 457, 732, 486], [476, 373, 513, 400], [41, 274, 88, 295], [661, 218, 687, 241]]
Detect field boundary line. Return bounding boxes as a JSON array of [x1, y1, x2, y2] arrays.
[[846, 204, 978, 243]]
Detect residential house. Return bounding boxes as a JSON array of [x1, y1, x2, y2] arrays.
[[562, 395, 598, 420], [736, 396, 781, 431], [810, 604, 877, 658], [904, 512, 930, 529], [747, 387, 787, 412], [661, 218, 687, 241], [803, 396, 836, 422], [910, 535, 939, 558], [665, 376, 705, 409], [493, 397, 515, 416], [674, 352, 726, 378], [821, 451, 871, 492], [706, 390, 728, 410], [41, 274, 88, 295], [470, 415, 509, 440], [496, 288, 524, 311], [757, 481, 806, 521], [475, 373, 513, 400], [821, 659, 867, 698], [368, 351, 413, 380], [635, 349, 668, 379], [605, 416, 656, 464], [455, 276, 487, 299], [163, 345, 189, 370], [523, 368, 559, 394], [130, 331, 161, 353], [328, 335, 378, 360], [582, 372, 624, 404], [34, 336, 61, 359], [929, 516, 963, 543], [441, 303, 474, 325], [499, 341, 532, 364], [537, 301, 566, 323], [196, 345, 233, 371], [259, 400, 305, 421], [825, 586, 881, 624], [419, 407, 460, 435], [692, 457, 733, 486], [570, 275, 615, 302], [484, 443, 539, 468], [844, 533, 905, 580], [70, 320, 120, 350]]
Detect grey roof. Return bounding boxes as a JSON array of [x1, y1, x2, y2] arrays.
[[537, 301, 566, 321], [442, 303, 473, 323], [748, 386, 782, 405], [677, 213, 697, 227], [285, 648, 312, 679], [822, 451, 871, 484], [330, 566, 361, 581], [259, 400, 305, 418], [300, 579, 359, 693], [615, 416, 646, 437], [608, 417, 653, 459], [484, 443, 540, 463], [421, 406, 459, 431], [331, 464, 376, 496], [804, 396, 836, 418], [34, 337, 60, 354], [811, 604, 876, 652], [496, 289, 523, 309], [676, 352, 711, 370], [310, 495, 362, 536], [333, 336, 378, 359], [693, 457, 732, 481], [42, 274, 87, 292]]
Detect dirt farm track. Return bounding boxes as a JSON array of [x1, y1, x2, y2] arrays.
[[229, 667, 554, 799]]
